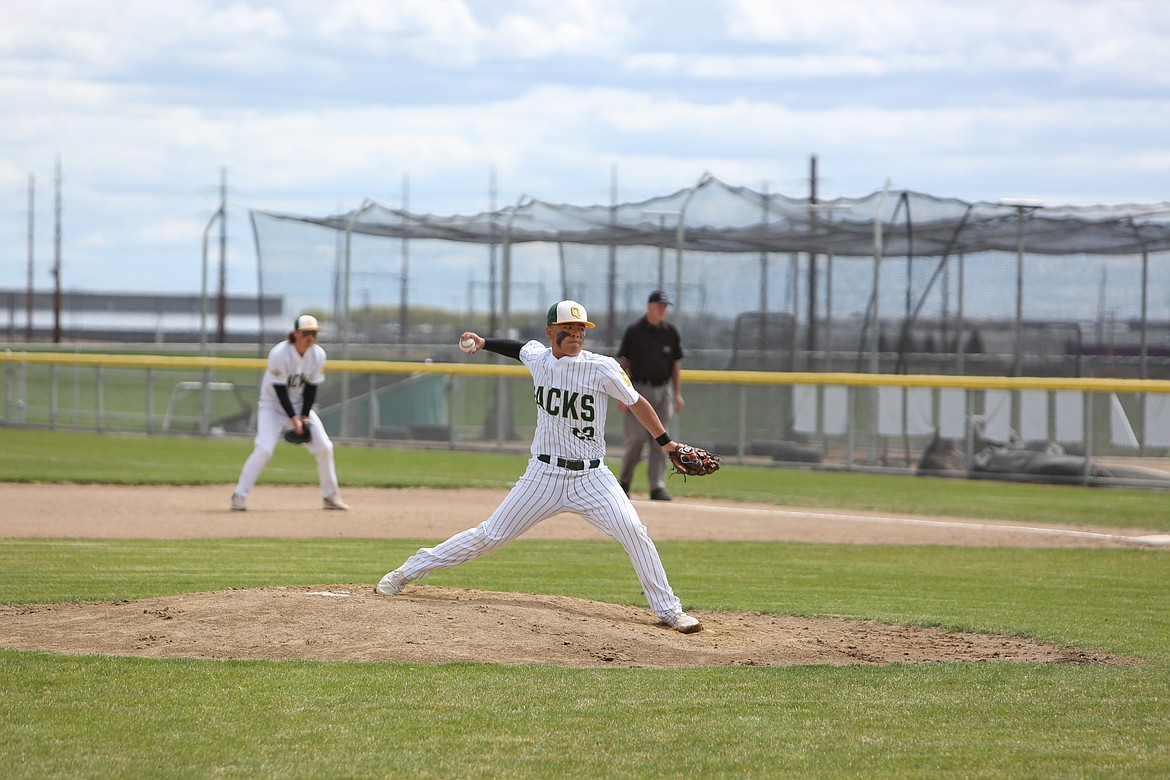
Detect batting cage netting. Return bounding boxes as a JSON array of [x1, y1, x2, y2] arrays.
[[249, 173, 1170, 380]]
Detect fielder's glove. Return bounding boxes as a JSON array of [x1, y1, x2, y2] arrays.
[[669, 444, 721, 477], [283, 423, 312, 444]]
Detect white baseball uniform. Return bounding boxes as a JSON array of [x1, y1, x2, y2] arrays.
[[233, 338, 342, 500], [394, 340, 687, 621]]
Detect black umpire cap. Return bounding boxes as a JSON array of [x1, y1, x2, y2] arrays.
[[648, 290, 671, 305]]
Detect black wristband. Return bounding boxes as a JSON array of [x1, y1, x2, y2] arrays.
[[655, 432, 672, 447]]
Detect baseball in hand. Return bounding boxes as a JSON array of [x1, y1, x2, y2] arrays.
[[459, 337, 476, 353]]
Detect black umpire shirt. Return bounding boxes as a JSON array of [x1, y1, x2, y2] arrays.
[[617, 316, 684, 386]]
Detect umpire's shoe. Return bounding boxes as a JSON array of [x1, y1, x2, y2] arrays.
[[375, 570, 407, 596], [230, 493, 246, 511], [663, 611, 702, 633]]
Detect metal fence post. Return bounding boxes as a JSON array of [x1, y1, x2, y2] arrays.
[[146, 367, 154, 433], [2, 358, 12, 423], [737, 385, 747, 464], [1082, 390, 1095, 486], [96, 365, 104, 432], [49, 365, 57, 429], [368, 373, 377, 440]]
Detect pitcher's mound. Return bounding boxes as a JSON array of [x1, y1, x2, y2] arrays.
[[0, 585, 1130, 668]]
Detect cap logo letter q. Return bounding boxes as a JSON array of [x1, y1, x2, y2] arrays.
[[572, 306, 582, 319]]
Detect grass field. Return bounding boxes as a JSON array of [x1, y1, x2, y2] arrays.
[[1, 428, 1169, 777]]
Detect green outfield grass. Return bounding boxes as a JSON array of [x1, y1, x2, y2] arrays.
[[1, 428, 1168, 777]]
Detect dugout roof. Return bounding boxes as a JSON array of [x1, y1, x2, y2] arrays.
[[253, 172, 1170, 257]]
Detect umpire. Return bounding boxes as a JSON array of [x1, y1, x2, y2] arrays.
[[616, 290, 685, 500]]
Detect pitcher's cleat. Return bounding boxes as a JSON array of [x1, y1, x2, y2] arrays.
[[323, 494, 350, 511], [375, 570, 407, 596], [662, 611, 702, 633]]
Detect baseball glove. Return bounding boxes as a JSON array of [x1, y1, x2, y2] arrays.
[[669, 444, 720, 477], [283, 423, 312, 444]]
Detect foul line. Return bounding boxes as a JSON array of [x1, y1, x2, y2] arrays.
[[649, 502, 1170, 547]]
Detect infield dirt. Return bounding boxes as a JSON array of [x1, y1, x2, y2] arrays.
[[0, 483, 1151, 667]]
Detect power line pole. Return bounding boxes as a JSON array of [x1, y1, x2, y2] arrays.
[[52, 155, 62, 344], [806, 154, 819, 359], [399, 172, 410, 345], [488, 166, 498, 337], [26, 175, 34, 341], [216, 167, 227, 343]]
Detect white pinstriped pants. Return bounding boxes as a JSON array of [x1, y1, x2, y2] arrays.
[[397, 457, 685, 619], [233, 406, 340, 499]]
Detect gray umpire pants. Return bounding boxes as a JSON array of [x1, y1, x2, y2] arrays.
[[619, 382, 674, 490]]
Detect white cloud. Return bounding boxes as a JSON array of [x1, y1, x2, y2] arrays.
[[315, 0, 482, 64], [487, 0, 635, 59], [724, 0, 1170, 89], [1, 0, 1169, 296]]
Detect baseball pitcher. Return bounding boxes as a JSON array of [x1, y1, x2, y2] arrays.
[[375, 300, 711, 633]]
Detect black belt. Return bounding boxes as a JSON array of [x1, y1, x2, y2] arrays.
[[634, 379, 670, 387], [538, 454, 602, 471]]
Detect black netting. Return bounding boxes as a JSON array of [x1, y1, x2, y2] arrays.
[[250, 174, 1170, 377]]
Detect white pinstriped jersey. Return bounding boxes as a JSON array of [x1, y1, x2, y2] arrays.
[[258, 340, 327, 412], [521, 340, 640, 460]]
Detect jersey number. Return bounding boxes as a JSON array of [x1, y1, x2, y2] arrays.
[[571, 426, 596, 442]]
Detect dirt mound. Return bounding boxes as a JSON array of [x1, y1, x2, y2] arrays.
[[0, 585, 1129, 668]]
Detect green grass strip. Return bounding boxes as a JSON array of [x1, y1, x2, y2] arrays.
[[1, 538, 1168, 778]]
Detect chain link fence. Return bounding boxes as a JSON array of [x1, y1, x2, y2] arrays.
[[5, 352, 1170, 490]]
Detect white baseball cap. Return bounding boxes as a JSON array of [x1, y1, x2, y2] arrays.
[[295, 314, 321, 332], [546, 300, 595, 328]]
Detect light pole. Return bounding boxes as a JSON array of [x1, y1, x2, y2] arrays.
[[870, 180, 892, 375], [641, 209, 680, 292], [199, 201, 225, 435], [999, 199, 1043, 377], [1000, 198, 1043, 443], [339, 201, 375, 438], [808, 203, 851, 371], [496, 199, 529, 448]]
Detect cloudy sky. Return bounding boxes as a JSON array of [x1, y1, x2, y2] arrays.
[[2, 0, 1169, 297]]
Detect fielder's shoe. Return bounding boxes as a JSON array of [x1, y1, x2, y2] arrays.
[[323, 494, 350, 511], [663, 611, 702, 634], [230, 493, 247, 511], [619, 481, 631, 497], [650, 487, 673, 501], [375, 569, 407, 596]]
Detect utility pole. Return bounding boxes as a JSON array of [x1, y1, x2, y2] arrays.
[[52, 155, 62, 344], [806, 154, 819, 358], [26, 176, 34, 341], [399, 172, 410, 345], [488, 167, 498, 336], [607, 163, 618, 345], [216, 167, 228, 343]]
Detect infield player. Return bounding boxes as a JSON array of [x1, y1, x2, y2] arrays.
[[230, 314, 349, 512], [375, 299, 702, 633]]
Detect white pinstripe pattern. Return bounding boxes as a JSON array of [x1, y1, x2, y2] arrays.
[[233, 339, 340, 500], [394, 341, 684, 620], [524, 341, 638, 460], [233, 406, 339, 499]]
